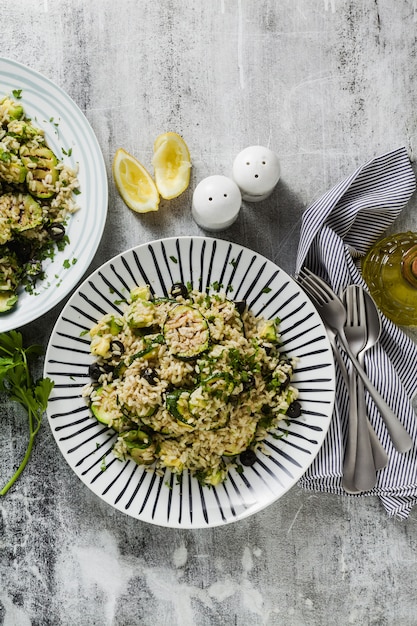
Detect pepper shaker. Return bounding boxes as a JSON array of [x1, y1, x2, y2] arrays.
[[232, 145, 280, 202]]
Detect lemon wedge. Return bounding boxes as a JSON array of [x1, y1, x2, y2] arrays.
[[152, 132, 191, 200], [112, 148, 160, 213]]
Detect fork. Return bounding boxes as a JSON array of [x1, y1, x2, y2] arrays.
[[342, 285, 377, 493], [319, 314, 387, 475], [297, 268, 413, 453]]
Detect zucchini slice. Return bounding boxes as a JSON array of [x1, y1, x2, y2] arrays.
[[163, 304, 209, 359], [119, 429, 156, 465], [90, 384, 123, 426], [166, 389, 196, 428], [121, 401, 158, 420], [91, 385, 147, 432], [0, 152, 27, 185], [128, 334, 164, 364], [188, 385, 230, 430], [20, 145, 59, 199], [14, 194, 43, 232]]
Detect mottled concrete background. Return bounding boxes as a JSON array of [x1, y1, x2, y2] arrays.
[[1, 1, 417, 625]]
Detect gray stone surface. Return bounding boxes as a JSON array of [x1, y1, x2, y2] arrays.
[[1, 1, 417, 624]]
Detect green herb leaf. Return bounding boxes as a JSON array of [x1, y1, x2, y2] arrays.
[[0, 331, 54, 496]]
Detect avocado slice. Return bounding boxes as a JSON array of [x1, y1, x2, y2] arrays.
[[0, 291, 18, 313], [259, 319, 279, 343], [0, 97, 24, 121], [7, 119, 41, 141], [0, 149, 27, 185]]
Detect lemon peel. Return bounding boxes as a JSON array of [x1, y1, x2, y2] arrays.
[[112, 148, 160, 213], [152, 132, 191, 200]]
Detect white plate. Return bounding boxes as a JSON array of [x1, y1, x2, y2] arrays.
[[44, 237, 335, 528], [0, 57, 108, 330]]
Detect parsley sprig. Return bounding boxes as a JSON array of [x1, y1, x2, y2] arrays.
[[0, 331, 54, 495]]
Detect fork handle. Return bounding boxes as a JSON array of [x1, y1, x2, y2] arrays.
[[342, 364, 360, 493], [358, 351, 388, 472], [339, 332, 413, 453], [353, 371, 378, 491]]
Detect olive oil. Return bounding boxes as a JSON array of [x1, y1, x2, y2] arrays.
[[362, 231, 417, 326]]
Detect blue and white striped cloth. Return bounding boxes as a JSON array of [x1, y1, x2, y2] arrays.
[[295, 146, 417, 519]]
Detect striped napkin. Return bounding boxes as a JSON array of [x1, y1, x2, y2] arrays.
[[295, 146, 417, 519]]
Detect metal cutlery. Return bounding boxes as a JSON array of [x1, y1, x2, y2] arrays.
[[342, 285, 377, 493], [316, 299, 388, 470], [297, 268, 412, 454], [358, 290, 389, 471]]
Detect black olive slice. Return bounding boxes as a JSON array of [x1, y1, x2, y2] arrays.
[[234, 300, 247, 315], [47, 223, 66, 241], [170, 283, 189, 299], [141, 367, 159, 385], [110, 340, 125, 355], [239, 449, 257, 466], [286, 400, 302, 418]]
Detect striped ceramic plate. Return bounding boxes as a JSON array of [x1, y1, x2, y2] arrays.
[[0, 57, 107, 331], [44, 237, 335, 528]]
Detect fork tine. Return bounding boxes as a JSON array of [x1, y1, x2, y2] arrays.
[[299, 279, 329, 305], [353, 287, 359, 327], [357, 285, 366, 327], [299, 268, 340, 299], [297, 268, 332, 305], [344, 287, 352, 326], [346, 286, 358, 327]]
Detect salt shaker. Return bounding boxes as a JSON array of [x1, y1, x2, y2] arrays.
[[232, 145, 280, 201], [192, 175, 241, 231]]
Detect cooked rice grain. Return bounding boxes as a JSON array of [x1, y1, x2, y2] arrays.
[[84, 288, 299, 486]]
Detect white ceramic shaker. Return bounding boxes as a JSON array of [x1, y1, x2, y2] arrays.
[[191, 175, 242, 231], [232, 145, 280, 201]]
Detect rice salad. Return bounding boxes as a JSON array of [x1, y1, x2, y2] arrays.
[[83, 283, 300, 486], [0, 93, 80, 312]]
